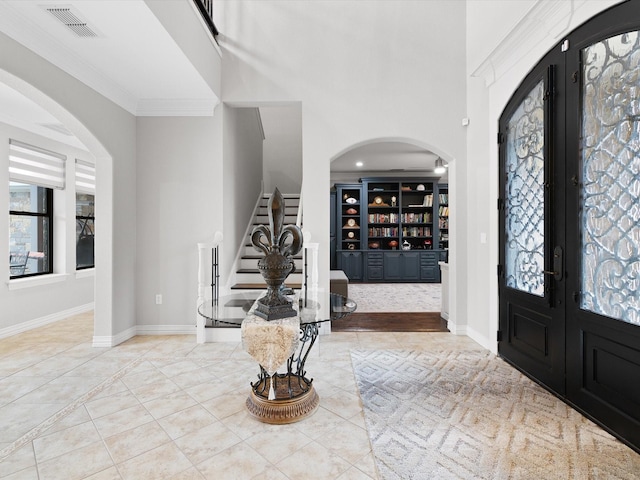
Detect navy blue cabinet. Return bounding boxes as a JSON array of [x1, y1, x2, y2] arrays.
[[333, 179, 445, 283]]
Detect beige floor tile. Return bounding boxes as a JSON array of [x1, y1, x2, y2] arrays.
[[169, 467, 205, 480], [168, 367, 217, 390], [195, 442, 272, 480], [153, 359, 202, 379], [0, 443, 37, 478], [92, 404, 155, 439], [116, 443, 192, 480], [43, 406, 92, 436], [12, 376, 102, 405], [0, 375, 55, 405], [157, 404, 217, 440], [336, 466, 377, 480], [352, 452, 379, 478], [33, 420, 101, 463], [291, 406, 348, 441], [321, 390, 364, 420], [316, 421, 372, 464], [85, 390, 141, 420], [36, 440, 114, 480], [130, 377, 182, 403], [103, 420, 172, 464], [276, 440, 352, 480], [244, 426, 313, 464], [142, 391, 199, 420], [2, 465, 39, 480], [199, 390, 248, 420], [83, 466, 123, 479], [173, 421, 243, 465], [0, 403, 64, 443], [219, 409, 274, 440]]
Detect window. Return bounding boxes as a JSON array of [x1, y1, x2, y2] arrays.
[[8, 140, 65, 278], [9, 184, 53, 277], [75, 159, 95, 270], [76, 193, 94, 269]]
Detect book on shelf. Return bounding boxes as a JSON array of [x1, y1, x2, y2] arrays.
[[439, 206, 450, 216]]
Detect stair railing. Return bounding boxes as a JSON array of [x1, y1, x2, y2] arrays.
[[197, 231, 223, 343], [192, 0, 219, 44], [295, 190, 303, 228]]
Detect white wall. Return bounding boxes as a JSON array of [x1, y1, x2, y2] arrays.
[[464, 0, 623, 350], [261, 105, 302, 195], [0, 31, 137, 343], [218, 0, 468, 325], [145, 0, 222, 100], [136, 116, 222, 330], [0, 123, 95, 334], [222, 106, 264, 285]]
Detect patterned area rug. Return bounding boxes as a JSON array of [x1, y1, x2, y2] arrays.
[[348, 283, 441, 313], [351, 350, 640, 479]]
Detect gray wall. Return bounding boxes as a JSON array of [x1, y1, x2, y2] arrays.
[[261, 105, 302, 195], [136, 116, 222, 329], [0, 31, 136, 340], [222, 106, 264, 284]]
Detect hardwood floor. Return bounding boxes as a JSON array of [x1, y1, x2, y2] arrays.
[[332, 312, 448, 332]]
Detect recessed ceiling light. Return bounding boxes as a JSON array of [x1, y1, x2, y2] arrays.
[[356, 161, 363, 167]]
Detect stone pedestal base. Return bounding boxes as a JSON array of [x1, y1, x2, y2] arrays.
[[246, 384, 319, 424]]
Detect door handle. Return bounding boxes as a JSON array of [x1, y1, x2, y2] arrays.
[[544, 246, 563, 281]]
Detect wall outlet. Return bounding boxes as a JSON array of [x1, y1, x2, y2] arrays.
[[155, 294, 162, 305]]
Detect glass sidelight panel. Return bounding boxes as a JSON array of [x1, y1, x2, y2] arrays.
[[505, 80, 546, 296], [581, 31, 640, 325]]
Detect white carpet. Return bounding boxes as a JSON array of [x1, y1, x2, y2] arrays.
[[348, 283, 441, 313], [351, 349, 640, 479]]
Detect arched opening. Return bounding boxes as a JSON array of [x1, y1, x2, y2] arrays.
[[0, 68, 114, 342], [329, 137, 456, 330]]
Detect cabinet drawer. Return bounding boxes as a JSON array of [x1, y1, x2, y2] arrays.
[[420, 252, 438, 266], [367, 252, 383, 265]]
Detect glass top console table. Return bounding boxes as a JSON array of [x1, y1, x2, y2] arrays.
[[198, 291, 356, 424]]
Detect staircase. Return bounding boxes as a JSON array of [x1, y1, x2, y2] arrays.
[[231, 193, 304, 290]]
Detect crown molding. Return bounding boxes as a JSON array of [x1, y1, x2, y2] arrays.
[[470, 0, 623, 87], [136, 97, 220, 117]]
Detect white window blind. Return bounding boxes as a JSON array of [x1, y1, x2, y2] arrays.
[[75, 159, 95, 194], [9, 139, 66, 189]]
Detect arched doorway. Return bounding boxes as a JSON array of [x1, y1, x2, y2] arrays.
[[329, 137, 457, 331], [0, 69, 114, 342]]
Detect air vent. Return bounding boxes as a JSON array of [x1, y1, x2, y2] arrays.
[[45, 6, 99, 38]]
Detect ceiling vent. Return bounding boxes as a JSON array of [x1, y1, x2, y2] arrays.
[[44, 6, 99, 38]]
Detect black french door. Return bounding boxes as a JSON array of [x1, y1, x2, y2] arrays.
[[499, 1, 640, 451]]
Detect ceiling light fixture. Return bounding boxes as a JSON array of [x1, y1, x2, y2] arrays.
[[434, 158, 446, 174], [356, 161, 363, 167]]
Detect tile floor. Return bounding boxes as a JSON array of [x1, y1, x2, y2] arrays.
[[0, 311, 483, 479]]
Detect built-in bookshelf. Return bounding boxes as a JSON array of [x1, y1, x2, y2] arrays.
[[438, 184, 449, 249], [337, 184, 363, 251], [333, 178, 445, 282], [364, 179, 436, 250]]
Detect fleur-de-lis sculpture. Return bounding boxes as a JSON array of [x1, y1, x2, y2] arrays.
[[251, 188, 303, 320]]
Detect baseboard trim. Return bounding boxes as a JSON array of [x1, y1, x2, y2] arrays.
[[136, 325, 197, 336], [466, 325, 495, 353], [447, 321, 467, 336], [0, 303, 94, 340], [93, 326, 136, 348]]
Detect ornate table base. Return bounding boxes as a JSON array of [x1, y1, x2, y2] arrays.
[[246, 373, 319, 424]]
